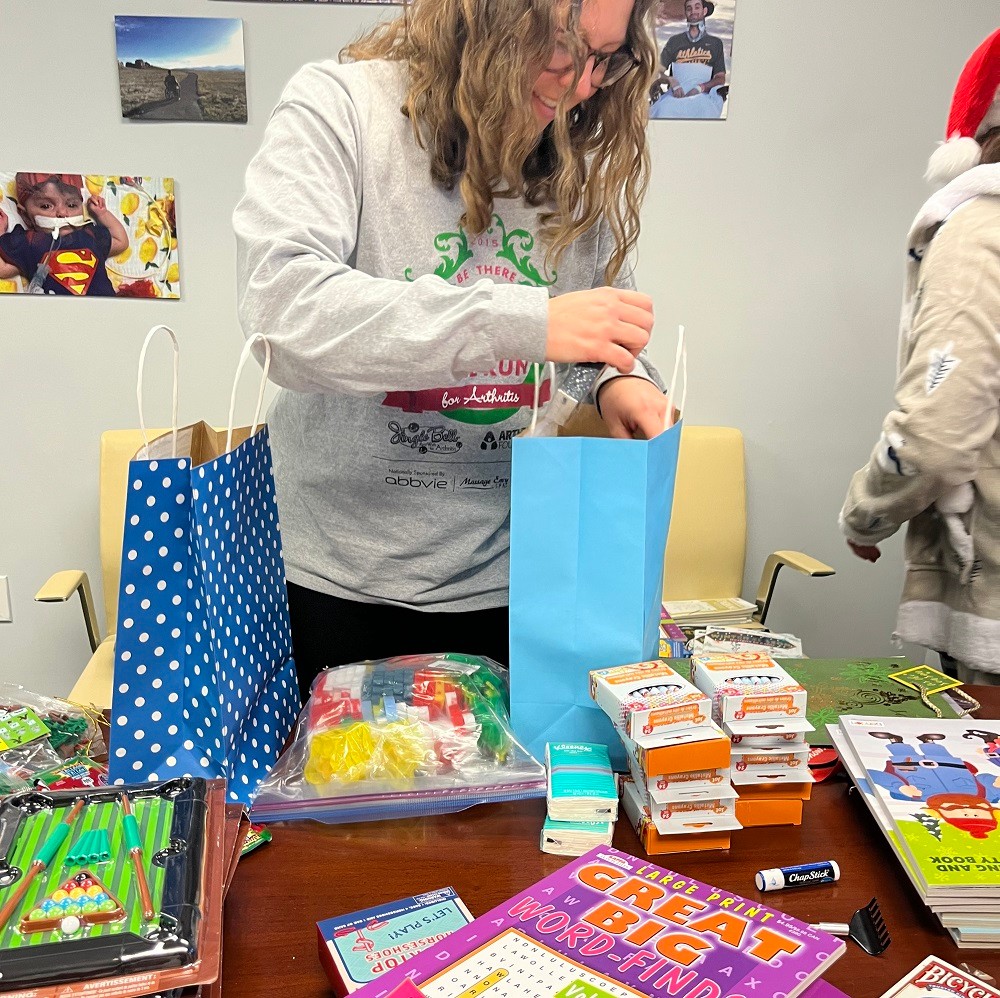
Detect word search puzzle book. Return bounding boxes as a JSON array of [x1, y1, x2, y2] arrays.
[[354, 847, 844, 998]]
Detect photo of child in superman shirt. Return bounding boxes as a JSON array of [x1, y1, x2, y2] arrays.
[[0, 173, 128, 296]]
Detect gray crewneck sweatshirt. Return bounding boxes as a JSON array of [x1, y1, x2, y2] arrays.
[[234, 58, 659, 611]]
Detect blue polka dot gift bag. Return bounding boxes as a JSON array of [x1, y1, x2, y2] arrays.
[[109, 327, 300, 806]]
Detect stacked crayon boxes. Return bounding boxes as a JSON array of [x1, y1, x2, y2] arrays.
[[689, 652, 814, 827], [589, 661, 740, 855]]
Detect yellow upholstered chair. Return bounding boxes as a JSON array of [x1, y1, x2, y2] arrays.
[[35, 430, 160, 709], [663, 426, 833, 624]]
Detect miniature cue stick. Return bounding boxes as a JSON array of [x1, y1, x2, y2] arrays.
[[0, 797, 86, 934], [120, 793, 155, 920]]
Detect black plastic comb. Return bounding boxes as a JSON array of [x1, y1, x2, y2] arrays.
[[812, 898, 891, 956]]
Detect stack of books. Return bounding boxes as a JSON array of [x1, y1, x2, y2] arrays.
[[540, 742, 616, 856], [590, 660, 741, 854], [661, 597, 757, 629], [830, 715, 1000, 949], [690, 652, 815, 828]]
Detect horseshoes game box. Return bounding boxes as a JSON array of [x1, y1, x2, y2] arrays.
[[318, 888, 474, 995]]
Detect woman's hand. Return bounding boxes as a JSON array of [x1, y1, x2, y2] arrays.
[[546, 288, 653, 374], [597, 377, 670, 439]]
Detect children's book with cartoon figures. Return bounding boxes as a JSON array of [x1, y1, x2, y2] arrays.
[[831, 715, 1000, 948], [352, 846, 845, 998]]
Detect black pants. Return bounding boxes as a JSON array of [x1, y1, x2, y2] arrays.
[[287, 581, 510, 698]]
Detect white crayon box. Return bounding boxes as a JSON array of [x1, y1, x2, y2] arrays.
[[590, 661, 710, 745], [690, 653, 808, 727], [730, 743, 814, 785], [622, 735, 731, 804], [728, 723, 814, 747], [647, 767, 733, 802], [647, 784, 741, 836], [615, 720, 732, 779], [618, 777, 733, 856]]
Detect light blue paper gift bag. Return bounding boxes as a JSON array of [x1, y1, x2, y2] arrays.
[[509, 341, 685, 770], [109, 328, 300, 805]]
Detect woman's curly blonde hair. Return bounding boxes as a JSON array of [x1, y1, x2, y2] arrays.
[[344, 0, 657, 283]]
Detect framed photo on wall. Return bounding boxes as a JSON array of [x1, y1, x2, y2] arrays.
[[115, 16, 247, 123], [0, 173, 180, 299], [648, 0, 737, 120]]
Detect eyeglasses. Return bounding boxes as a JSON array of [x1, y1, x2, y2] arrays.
[[543, 40, 641, 89]]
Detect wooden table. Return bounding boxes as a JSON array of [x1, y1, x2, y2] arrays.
[[223, 687, 1000, 997]]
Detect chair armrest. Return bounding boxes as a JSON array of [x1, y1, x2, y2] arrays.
[[34, 570, 103, 653], [68, 636, 116, 711], [753, 550, 835, 627]]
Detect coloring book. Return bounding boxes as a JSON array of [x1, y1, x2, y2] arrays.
[[354, 847, 844, 998], [835, 716, 1000, 894]]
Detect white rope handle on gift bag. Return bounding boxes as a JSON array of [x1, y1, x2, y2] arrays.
[[226, 334, 272, 452], [528, 361, 558, 435], [137, 324, 180, 458], [664, 325, 688, 432]]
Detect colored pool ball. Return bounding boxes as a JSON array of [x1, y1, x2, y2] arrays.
[[95, 892, 109, 904], [74, 873, 89, 884], [82, 901, 99, 915], [52, 890, 68, 902], [28, 908, 46, 921], [41, 900, 57, 912], [69, 887, 85, 900], [62, 902, 81, 916], [99, 899, 117, 913], [86, 885, 102, 898]]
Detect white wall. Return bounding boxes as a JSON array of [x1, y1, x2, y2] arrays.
[[1, 0, 996, 694]]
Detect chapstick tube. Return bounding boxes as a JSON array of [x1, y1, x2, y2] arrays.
[[755, 861, 841, 892]]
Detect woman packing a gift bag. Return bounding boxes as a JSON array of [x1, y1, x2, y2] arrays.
[[234, 0, 672, 693]]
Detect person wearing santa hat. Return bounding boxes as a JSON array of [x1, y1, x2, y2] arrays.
[[840, 28, 1000, 686]]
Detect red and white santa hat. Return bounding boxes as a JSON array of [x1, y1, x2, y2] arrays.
[[926, 27, 1000, 187]]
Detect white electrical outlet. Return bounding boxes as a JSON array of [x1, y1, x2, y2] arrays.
[[0, 576, 11, 623]]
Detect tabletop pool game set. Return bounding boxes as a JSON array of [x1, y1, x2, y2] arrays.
[[0, 777, 226, 997]]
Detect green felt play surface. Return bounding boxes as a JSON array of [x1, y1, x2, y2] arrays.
[[2, 795, 173, 949]]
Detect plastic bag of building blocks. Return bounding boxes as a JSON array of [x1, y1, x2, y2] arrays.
[[249, 654, 546, 823]]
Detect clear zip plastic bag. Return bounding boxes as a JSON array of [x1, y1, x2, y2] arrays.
[[249, 654, 546, 824], [0, 683, 108, 761]]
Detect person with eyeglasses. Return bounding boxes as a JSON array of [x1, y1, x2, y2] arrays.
[[233, 0, 669, 694], [649, 0, 726, 119]]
